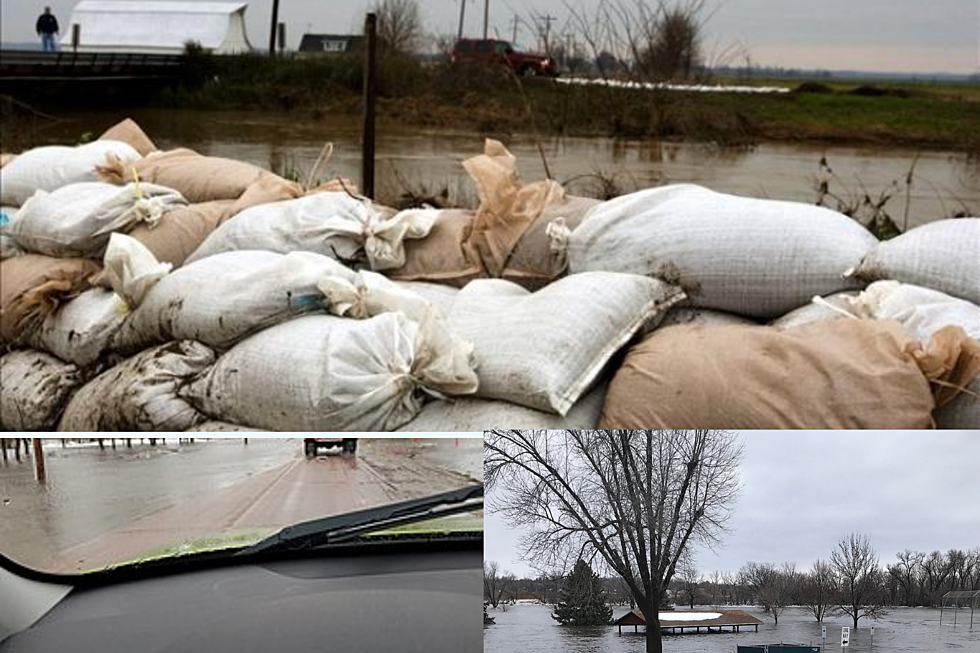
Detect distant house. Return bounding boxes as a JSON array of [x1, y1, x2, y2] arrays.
[[298, 34, 363, 56], [59, 1, 253, 54]]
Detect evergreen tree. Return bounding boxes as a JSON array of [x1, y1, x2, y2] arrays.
[[484, 602, 495, 625], [552, 559, 614, 626]]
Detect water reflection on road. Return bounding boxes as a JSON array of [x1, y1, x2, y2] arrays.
[[484, 604, 980, 652]]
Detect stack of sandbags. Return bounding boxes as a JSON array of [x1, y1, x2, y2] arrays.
[[186, 192, 434, 269], [846, 218, 979, 305], [567, 184, 879, 319], [599, 318, 978, 429], [446, 272, 685, 415], [0, 140, 140, 206], [6, 181, 186, 258], [0, 350, 83, 431]]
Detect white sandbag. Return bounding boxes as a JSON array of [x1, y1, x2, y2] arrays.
[[32, 288, 127, 367], [7, 181, 186, 258], [0, 140, 140, 206], [846, 281, 980, 341], [1, 207, 23, 260], [0, 350, 82, 431], [447, 272, 685, 415], [394, 281, 460, 319], [848, 218, 979, 305], [183, 313, 478, 432], [103, 233, 173, 308], [58, 341, 214, 431], [114, 250, 357, 352], [770, 292, 859, 329], [660, 306, 757, 328], [402, 381, 608, 431], [568, 184, 878, 318], [185, 193, 435, 270]]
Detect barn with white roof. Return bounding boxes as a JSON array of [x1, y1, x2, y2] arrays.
[[59, 1, 253, 54]]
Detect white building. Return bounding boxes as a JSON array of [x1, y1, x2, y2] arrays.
[[59, 1, 253, 54]]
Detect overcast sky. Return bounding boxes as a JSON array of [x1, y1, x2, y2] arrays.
[[485, 431, 980, 578], [2, 0, 977, 73]]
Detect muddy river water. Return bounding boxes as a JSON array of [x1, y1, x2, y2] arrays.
[[28, 109, 980, 229]]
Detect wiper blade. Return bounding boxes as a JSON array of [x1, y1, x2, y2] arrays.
[[238, 484, 483, 555]]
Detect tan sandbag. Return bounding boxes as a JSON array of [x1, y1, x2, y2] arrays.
[[98, 148, 283, 203], [222, 174, 303, 221], [388, 209, 486, 287], [599, 320, 937, 429], [98, 118, 157, 157], [905, 325, 980, 409], [0, 153, 16, 169], [1, 255, 101, 343], [501, 194, 600, 289], [463, 139, 567, 277], [113, 200, 234, 270]]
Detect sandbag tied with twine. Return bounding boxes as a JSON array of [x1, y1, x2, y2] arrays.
[[7, 181, 186, 258], [183, 312, 479, 432], [58, 340, 215, 432], [185, 192, 422, 268], [447, 271, 686, 415], [112, 249, 358, 354], [904, 325, 980, 410], [846, 218, 980, 305], [567, 184, 879, 319]]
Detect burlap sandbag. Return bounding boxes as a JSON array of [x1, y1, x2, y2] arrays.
[[121, 199, 234, 268], [0, 153, 16, 169], [221, 174, 303, 221], [98, 148, 284, 203], [98, 118, 157, 157], [387, 209, 486, 287], [500, 195, 601, 290], [1, 255, 101, 344], [0, 349, 83, 431], [599, 320, 938, 429]]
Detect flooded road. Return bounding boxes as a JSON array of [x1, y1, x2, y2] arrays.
[[28, 108, 979, 229], [0, 438, 481, 573], [484, 604, 980, 652]]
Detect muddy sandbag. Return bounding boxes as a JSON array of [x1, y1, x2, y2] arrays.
[[98, 148, 284, 203], [599, 320, 938, 429], [0, 140, 140, 206], [186, 193, 434, 270], [0, 350, 83, 431], [501, 195, 601, 290], [7, 181, 186, 258], [1, 255, 101, 344], [98, 118, 157, 157], [186, 421, 263, 432], [568, 184, 878, 319], [770, 291, 859, 329], [387, 209, 486, 288], [847, 218, 980, 305], [395, 281, 460, 319], [184, 313, 478, 431], [403, 381, 608, 431], [31, 288, 127, 367], [113, 250, 359, 352], [58, 340, 214, 432], [448, 272, 685, 415]]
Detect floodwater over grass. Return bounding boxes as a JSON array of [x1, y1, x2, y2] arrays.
[[483, 604, 980, 652], [26, 108, 980, 229]]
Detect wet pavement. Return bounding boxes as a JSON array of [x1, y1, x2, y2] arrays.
[[0, 438, 481, 573]]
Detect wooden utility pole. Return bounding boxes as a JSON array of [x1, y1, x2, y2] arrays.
[[483, 0, 489, 39], [268, 0, 280, 56], [510, 15, 519, 43], [32, 439, 45, 483], [457, 0, 466, 41], [362, 12, 377, 199], [277, 22, 286, 55]]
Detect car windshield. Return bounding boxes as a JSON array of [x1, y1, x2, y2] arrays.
[[0, 437, 482, 574]]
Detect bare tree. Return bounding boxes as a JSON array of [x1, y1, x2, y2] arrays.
[[759, 563, 798, 626], [739, 561, 778, 612], [801, 559, 836, 622], [830, 533, 889, 628], [485, 429, 743, 653], [370, 0, 423, 57], [484, 561, 514, 609], [677, 553, 700, 609]]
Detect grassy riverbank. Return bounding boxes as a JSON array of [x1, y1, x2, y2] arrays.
[[155, 53, 980, 152]]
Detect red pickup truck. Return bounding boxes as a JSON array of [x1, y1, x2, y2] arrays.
[[452, 39, 558, 77]]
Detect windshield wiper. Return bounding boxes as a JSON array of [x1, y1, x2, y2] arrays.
[[238, 484, 483, 556]]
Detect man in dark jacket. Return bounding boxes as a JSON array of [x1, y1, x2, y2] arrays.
[[36, 7, 59, 52]]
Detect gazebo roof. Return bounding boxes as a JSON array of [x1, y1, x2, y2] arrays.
[[614, 609, 764, 629]]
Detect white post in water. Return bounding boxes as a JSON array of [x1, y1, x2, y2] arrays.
[[822, 625, 827, 642], [841, 626, 850, 647], [871, 625, 874, 646]]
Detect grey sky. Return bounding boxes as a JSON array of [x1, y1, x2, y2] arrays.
[[2, 0, 977, 73], [485, 431, 980, 579]]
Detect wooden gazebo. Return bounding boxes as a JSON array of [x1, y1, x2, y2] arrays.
[[614, 609, 763, 635]]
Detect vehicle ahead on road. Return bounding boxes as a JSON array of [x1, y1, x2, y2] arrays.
[[0, 485, 483, 653], [304, 437, 357, 456], [451, 38, 558, 77]]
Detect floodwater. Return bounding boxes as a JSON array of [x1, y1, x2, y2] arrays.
[[483, 604, 980, 652], [29, 108, 980, 229], [0, 437, 482, 572]]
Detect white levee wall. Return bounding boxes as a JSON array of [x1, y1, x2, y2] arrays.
[[60, 1, 253, 54]]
